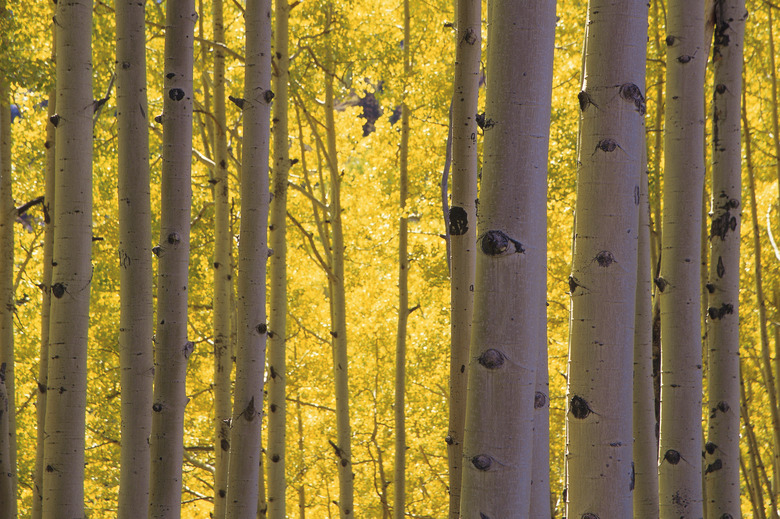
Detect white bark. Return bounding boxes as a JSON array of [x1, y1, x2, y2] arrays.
[[148, 0, 196, 516], [459, 1, 556, 517], [565, 0, 647, 517], [658, 0, 707, 516]]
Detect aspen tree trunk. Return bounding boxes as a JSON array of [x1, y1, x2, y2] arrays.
[[148, 0, 195, 516], [266, 0, 290, 514], [393, 1, 411, 517], [224, 0, 271, 516], [704, 0, 745, 516], [565, 0, 646, 516], [446, 1, 479, 516], [634, 159, 659, 518], [41, 0, 93, 515], [115, 1, 153, 516], [0, 67, 14, 519], [32, 88, 56, 519], [657, 1, 707, 516], [211, 0, 233, 514], [459, 1, 555, 517], [323, 10, 353, 514]]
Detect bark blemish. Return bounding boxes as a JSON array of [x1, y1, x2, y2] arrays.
[[182, 341, 194, 359], [707, 303, 733, 320], [662, 449, 681, 465], [582, 513, 600, 519], [717, 256, 726, 278], [569, 395, 593, 419], [630, 461, 635, 491], [445, 435, 454, 445], [167, 232, 180, 245], [463, 27, 478, 45], [666, 35, 677, 46], [534, 391, 547, 409], [578, 90, 599, 112], [449, 206, 468, 235], [229, 95, 246, 109], [264, 90, 275, 103], [654, 276, 668, 292], [715, 83, 728, 95], [677, 54, 695, 64], [594, 250, 615, 267], [221, 438, 230, 451], [475, 112, 495, 130], [470, 454, 492, 471], [705, 442, 718, 454], [705, 458, 723, 474], [242, 396, 256, 421], [168, 88, 185, 101], [480, 230, 524, 255], [256, 323, 267, 334], [593, 138, 619, 153], [152, 403, 163, 412], [51, 282, 66, 298], [478, 349, 505, 369], [619, 83, 646, 115]]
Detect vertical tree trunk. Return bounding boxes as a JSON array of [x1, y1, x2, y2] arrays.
[[267, 0, 290, 514], [324, 14, 354, 511], [32, 87, 56, 519], [41, 0, 93, 516], [148, 0, 195, 516], [459, 1, 555, 517], [565, 0, 646, 517], [0, 57, 14, 519], [704, 0, 745, 516], [115, 1, 154, 517], [446, 1, 479, 516], [211, 0, 233, 515], [657, 1, 707, 516], [634, 156, 659, 519], [394, 1, 411, 517], [224, 0, 271, 516]]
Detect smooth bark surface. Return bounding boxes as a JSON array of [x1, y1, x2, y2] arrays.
[[658, 1, 707, 516], [704, 0, 745, 516], [446, 1, 479, 515], [459, 1, 556, 517], [115, 0, 153, 516], [224, 0, 271, 516], [148, 1, 195, 516], [565, 0, 646, 516], [42, 0, 94, 516]]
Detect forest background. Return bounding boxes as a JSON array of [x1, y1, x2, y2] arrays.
[[0, 0, 778, 517]]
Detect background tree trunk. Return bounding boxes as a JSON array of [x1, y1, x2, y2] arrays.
[[704, 0, 745, 516], [148, 0, 195, 516], [41, 0, 94, 516], [565, 0, 647, 516], [266, 0, 291, 514], [115, 1, 153, 516], [658, 1, 707, 516], [446, 1, 479, 515]]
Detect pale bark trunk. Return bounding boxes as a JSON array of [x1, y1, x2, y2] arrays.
[[704, 0, 745, 516], [634, 156, 659, 518], [324, 15, 353, 512], [446, 1, 479, 516], [0, 68, 14, 519], [459, 1, 555, 517], [224, 0, 271, 516], [32, 88, 56, 519], [266, 0, 290, 514], [565, 0, 646, 517], [41, 0, 93, 515], [211, 0, 233, 515], [148, 0, 195, 516], [116, 1, 153, 516], [393, 1, 410, 517], [658, 0, 707, 516]]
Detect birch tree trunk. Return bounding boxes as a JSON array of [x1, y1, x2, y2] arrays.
[[704, 0, 745, 516], [148, 0, 195, 516], [634, 157, 659, 518], [41, 0, 93, 515], [446, 1, 479, 515], [0, 60, 14, 519], [211, 0, 233, 515], [266, 0, 290, 513], [658, 1, 707, 516], [459, 1, 555, 517], [224, 0, 271, 516], [115, 1, 153, 516], [565, 0, 646, 516], [394, 1, 411, 517], [32, 87, 56, 519]]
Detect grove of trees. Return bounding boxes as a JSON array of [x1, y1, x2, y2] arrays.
[[3, 0, 780, 517]]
